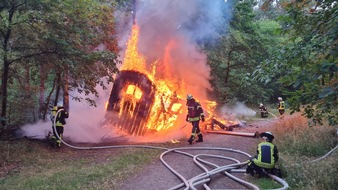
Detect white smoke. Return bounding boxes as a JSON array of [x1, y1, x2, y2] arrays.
[[220, 102, 257, 117], [135, 0, 233, 101], [18, 85, 117, 143], [115, 0, 233, 101], [19, 0, 234, 144]]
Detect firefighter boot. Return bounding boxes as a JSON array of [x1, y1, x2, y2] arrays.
[[56, 139, 61, 147], [50, 136, 57, 148], [188, 136, 194, 144], [196, 134, 203, 142]]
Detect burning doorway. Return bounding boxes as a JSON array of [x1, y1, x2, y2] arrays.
[[105, 70, 184, 136]]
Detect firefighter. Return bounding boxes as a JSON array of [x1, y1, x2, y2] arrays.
[[246, 132, 280, 177], [186, 94, 205, 144], [259, 103, 268, 118], [51, 104, 69, 147], [277, 97, 285, 116]]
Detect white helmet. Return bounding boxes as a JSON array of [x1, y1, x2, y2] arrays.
[[186, 94, 193, 100], [260, 103, 263, 107], [278, 97, 283, 101], [57, 102, 63, 107], [260, 131, 274, 141]]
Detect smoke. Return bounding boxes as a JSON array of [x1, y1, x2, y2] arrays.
[[19, 0, 234, 144], [17, 85, 118, 143], [116, 0, 233, 101], [220, 102, 257, 117], [136, 0, 232, 100]]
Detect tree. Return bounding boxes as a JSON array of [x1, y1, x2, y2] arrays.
[[207, 0, 281, 106], [255, 0, 338, 125], [0, 0, 120, 128]]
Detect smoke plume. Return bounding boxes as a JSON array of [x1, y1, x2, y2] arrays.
[[19, 0, 234, 144]]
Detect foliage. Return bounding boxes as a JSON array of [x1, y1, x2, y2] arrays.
[[254, 0, 338, 125], [207, 0, 283, 107], [29, 0, 120, 102], [0, 0, 120, 127]]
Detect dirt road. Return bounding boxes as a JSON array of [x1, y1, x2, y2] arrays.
[[117, 119, 277, 190]]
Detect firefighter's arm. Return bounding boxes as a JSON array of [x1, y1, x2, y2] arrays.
[[201, 115, 205, 122], [274, 145, 279, 162], [64, 111, 69, 118], [198, 106, 205, 122]]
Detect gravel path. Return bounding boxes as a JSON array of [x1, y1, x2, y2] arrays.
[[117, 119, 278, 190]]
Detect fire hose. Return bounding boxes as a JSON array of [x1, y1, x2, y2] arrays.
[[53, 109, 289, 189]]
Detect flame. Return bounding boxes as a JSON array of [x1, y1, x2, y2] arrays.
[[204, 100, 238, 127], [121, 25, 154, 80], [126, 85, 142, 100], [115, 24, 237, 133]]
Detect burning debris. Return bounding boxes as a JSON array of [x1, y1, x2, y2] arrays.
[[104, 1, 237, 137], [104, 25, 238, 136]]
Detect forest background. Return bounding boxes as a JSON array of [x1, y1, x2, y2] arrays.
[[0, 0, 337, 133], [0, 1, 337, 189]]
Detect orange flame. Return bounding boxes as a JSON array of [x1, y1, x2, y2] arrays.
[[117, 24, 237, 132]]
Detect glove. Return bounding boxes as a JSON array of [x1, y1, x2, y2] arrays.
[[201, 116, 205, 122]]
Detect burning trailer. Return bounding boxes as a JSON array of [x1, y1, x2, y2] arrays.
[[103, 25, 188, 136], [103, 25, 240, 137], [105, 70, 183, 136]]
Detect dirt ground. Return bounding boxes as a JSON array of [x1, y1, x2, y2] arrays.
[[1, 116, 282, 189], [116, 118, 281, 190]]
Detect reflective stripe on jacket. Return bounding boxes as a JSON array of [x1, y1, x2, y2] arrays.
[[253, 142, 276, 169], [54, 108, 69, 127], [187, 101, 204, 122], [278, 101, 285, 110]]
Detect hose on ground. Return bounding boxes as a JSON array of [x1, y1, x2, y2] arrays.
[[53, 109, 289, 189]]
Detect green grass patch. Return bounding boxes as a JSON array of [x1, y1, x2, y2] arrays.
[[0, 139, 162, 190], [254, 177, 283, 189]]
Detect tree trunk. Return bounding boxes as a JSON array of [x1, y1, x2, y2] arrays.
[[63, 65, 69, 111], [0, 5, 15, 127], [1, 61, 10, 127], [39, 64, 46, 120], [42, 76, 56, 120], [54, 72, 61, 106], [224, 50, 233, 85]]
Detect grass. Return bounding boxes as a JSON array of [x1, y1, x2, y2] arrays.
[[244, 112, 337, 189], [0, 139, 162, 190], [1, 113, 337, 189], [271, 113, 338, 190]]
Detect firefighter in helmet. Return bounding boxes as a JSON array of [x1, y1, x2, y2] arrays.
[[246, 132, 279, 177], [51, 103, 69, 147], [259, 103, 268, 118], [277, 97, 285, 116], [186, 94, 205, 144]]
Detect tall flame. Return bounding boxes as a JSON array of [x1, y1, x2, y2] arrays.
[[121, 25, 154, 81], [117, 24, 237, 133], [119, 24, 183, 131]]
